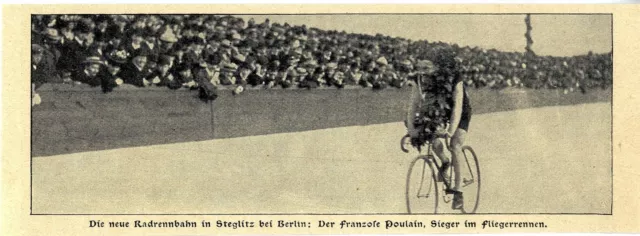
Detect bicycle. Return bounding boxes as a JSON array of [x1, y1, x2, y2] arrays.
[[401, 126, 481, 214]]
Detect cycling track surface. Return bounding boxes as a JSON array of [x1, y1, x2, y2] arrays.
[[32, 102, 611, 214]]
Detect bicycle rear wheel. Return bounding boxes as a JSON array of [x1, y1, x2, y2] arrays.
[[460, 146, 481, 214], [406, 156, 439, 214]]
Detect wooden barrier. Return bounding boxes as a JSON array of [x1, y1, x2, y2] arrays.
[[31, 84, 611, 157]]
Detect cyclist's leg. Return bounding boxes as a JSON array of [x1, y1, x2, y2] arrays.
[[434, 138, 452, 184], [450, 128, 467, 192], [433, 138, 450, 163], [450, 128, 467, 209], [452, 108, 471, 209]]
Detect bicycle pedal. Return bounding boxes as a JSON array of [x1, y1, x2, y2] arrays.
[[462, 178, 474, 187], [444, 189, 460, 195], [443, 195, 452, 203]]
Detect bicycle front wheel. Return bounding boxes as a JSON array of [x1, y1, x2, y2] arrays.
[[460, 146, 481, 214], [406, 156, 439, 214]]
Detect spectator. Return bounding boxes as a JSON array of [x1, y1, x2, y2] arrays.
[[196, 54, 222, 86], [31, 14, 612, 95], [148, 55, 179, 88], [184, 37, 206, 67], [236, 63, 252, 87], [102, 48, 128, 92], [124, 28, 149, 61], [120, 48, 151, 87], [220, 63, 238, 86], [293, 67, 308, 87], [345, 62, 362, 86], [174, 62, 197, 89], [144, 28, 161, 63], [264, 61, 280, 89], [72, 56, 105, 87], [93, 15, 111, 44], [104, 24, 126, 53], [280, 64, 299, 89], [247, 63, 266, 87], [57, 19, 93, 78], [32, 44, 59, 90], [158, 27, 179, 56], [332, 71, 345, 89], [370, 68, 388, 90], [299, 67, 322, 89], [323, 62, 338, 87], [41, 28, 63, 64]]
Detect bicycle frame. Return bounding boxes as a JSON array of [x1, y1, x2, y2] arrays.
[[404, 127, 480, 214], [417, 138, 455, 194]]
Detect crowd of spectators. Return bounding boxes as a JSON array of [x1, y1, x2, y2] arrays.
[[31, 14, 612, 99]]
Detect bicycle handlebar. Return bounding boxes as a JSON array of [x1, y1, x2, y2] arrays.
[[408, 118, 453, 151], [408, 132, 452, 152]]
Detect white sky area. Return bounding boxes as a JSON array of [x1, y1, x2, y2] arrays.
[[237, 14, 612, 57]]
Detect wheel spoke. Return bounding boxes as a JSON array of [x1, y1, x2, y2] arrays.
[[416, 160, 427, 197], [406, 157, 439, 214], [463, 150, 475, 180]]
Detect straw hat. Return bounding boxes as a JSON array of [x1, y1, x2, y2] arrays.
[[375, 56, 388, 66], [43, 28, 61, 41], [83, 56, 105, 65], [159, 29, 178, 43]]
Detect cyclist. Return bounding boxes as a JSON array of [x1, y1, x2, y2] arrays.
[[406, 51, 472, 210]]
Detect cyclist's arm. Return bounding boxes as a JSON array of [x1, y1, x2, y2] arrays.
[[448, 81, 464, 135], [406, 80, 422, 137]]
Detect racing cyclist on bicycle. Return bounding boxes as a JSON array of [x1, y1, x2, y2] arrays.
[[406, 51, 472, 210]]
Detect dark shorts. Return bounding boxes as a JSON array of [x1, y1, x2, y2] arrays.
[[458, 107, 472, 132]]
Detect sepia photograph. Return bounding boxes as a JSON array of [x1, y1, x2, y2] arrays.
[[29, 13, 612, 215]]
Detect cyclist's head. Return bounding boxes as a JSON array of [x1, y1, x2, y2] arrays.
[[414, 60, 435, 74], [433, 50, 460, 77], [434, 50, 457, 70]]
